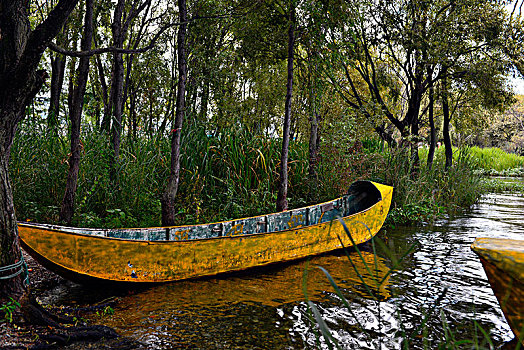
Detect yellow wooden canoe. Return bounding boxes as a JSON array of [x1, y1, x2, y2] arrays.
[[471, 237, 524, 345], [19, 180, 392, 284]]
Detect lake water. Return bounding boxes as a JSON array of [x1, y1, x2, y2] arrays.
[[44, 185, 524, 349]]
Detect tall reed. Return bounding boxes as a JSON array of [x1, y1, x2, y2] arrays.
[[10, 123, 501, 228], [374, 146, 485, 225], [10, 122, 314, 227]]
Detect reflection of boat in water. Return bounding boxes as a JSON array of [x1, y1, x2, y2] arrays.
[[19, 181, 392, 284], [90, 250, 390, 313], [188, 250, 392, 307], [471, 237, 524, 345]]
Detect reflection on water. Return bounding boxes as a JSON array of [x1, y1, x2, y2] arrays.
[[45, 186, 524, 349], [81, 251, 391, 349]]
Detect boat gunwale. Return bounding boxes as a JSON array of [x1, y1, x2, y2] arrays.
[[19, 192, 385, 244]]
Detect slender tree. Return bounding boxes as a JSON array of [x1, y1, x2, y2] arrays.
[[303, 2, 323, 202], [107, 0, 126, 184], [100, 0, 151, 184], [47, 23, 68, 134], [276, 3, 295, 212], [59, 0, 94, 224], [427, 79, 436, 169], [441, 72, 453, 169], [162, 0, 187, 226]]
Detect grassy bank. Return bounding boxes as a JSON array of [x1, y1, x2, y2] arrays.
[[419, 146, 524, 175], [9, 125, 518, 228], [468, 146, 524, 172]]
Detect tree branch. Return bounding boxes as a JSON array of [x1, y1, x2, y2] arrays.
[[48, 21, 175, 57]]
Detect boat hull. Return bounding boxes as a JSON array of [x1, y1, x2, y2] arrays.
[[471, 238, 524, 345], [20, 182, 392, 284]]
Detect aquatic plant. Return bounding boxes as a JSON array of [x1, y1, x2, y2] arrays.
[[480, 178, 524, 194]]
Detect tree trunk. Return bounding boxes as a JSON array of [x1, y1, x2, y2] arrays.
[[442, 74, 453, 169], [95, 43, 111, 132], [406, 80, 423, 174], [109, 49, 125, 184], [276, 8, 295, 212], [410, 108, 420, 173], [308, 110, 320, 201], [130, 89, 138, 140], [307, 39, 320, 203], [427, 82, 436, 170], [48, 51, 66, 134], [0, 0, 79, 304], [0, 149, 25, 301], [66, 57, 75, 115], [161, 0, 187, 226], [158, 35, 177, 136], [107, 0, 151, 183], [374, 124, 396, 148], [199, 73, 210, 121], [59, 0, 94, 224], [47, 21, 69, 134], [108, 0, 126, 185]]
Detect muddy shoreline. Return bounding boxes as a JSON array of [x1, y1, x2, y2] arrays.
[[1, 252, 146, 350]]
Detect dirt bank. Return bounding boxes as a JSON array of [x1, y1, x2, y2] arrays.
[[0, 252, 146, 350]]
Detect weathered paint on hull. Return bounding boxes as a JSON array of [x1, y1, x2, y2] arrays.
[[19, 182, 392, 284], [471, 238, 524, 345]]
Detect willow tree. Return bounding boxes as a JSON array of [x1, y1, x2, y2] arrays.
[[323, 0, 510, 167], [0, 0, 78, 309], [505, 0, 524, 78]]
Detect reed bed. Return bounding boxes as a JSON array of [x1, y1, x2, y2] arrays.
[[10, 123, 314, 227], [9, 123, 519, 228]]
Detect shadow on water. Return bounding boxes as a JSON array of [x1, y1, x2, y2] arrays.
[[41, 184, 524, 349]]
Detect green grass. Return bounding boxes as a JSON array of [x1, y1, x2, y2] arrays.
[[10, 125, 503, 228], [467, 146, 524, 172], [419, 146, 524, 173]]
